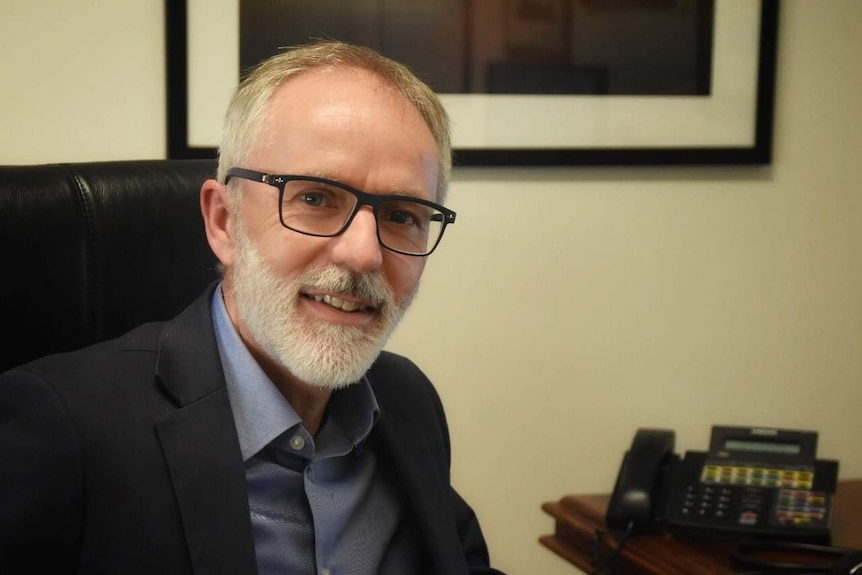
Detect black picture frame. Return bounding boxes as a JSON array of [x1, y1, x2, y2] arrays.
[[165, 0, 779, 167]]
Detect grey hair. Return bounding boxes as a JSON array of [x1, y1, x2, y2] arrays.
[[217, 40, 452, 204]]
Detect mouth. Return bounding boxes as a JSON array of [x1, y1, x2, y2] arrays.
[[306, 293, 376, 313]]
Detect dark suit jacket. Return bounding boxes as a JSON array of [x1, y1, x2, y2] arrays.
[[0, 286, 502, 574]]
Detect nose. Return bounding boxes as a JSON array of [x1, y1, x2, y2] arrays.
[[329, 206, 383, 273]]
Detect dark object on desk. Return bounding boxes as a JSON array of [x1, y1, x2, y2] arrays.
[[0, 160, 219, 374], [541, 479, 862, 575], [830, 550, 862, 574], [732, 539, 858, 574], [606, 428, 677, 534], [605, 426, 839, 544]]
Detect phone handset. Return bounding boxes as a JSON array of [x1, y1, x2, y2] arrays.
[[606, 428, 678, 534]]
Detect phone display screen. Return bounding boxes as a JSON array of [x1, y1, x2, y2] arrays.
[[723, 439, 802, 456]]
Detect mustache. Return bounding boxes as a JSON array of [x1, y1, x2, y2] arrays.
[[299, 266, 395, 308]]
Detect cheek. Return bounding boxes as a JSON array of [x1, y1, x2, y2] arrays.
[[254, 232, 324, 279], [385, 257, 426, 300]]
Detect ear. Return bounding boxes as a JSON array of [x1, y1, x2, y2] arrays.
[[200, 178, 236, 268]]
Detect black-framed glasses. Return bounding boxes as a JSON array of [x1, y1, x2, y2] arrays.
[[225, 168, 456, 256]]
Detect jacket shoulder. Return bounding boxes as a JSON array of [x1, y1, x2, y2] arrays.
[[368, 351, 440, 401], [8, 321, 165, 377]]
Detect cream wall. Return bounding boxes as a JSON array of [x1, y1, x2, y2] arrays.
[[0, 2, 165, 162], [2, 2, 861, 575]]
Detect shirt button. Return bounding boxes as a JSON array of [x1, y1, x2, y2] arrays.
[[289, 435, 306, 451], [322, 569, 331, 575]]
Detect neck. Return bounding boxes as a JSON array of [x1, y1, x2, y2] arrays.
[[269, 366, 332, 437], [223, 285, 333, 436], [242, 338, 334, 437]]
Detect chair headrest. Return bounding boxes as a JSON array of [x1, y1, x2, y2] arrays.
[[0, 160, 220, 373]]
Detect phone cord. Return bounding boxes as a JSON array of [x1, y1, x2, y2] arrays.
[[591, 528, 607, 574], [592, 522, 634, 575]]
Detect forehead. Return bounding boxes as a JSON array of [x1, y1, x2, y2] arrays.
[[267, 67, 411, 125], [254, 67, 440, 199]]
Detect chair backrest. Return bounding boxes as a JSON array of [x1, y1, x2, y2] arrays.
[[0, 160, 220, 373]]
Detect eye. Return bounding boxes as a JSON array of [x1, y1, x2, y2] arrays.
[[381, 201, 431, 230], [283, 183, 342, 209], [387, 209, 417, 226], [300, 191, 326, 207]]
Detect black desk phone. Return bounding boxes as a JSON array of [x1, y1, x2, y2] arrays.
[[606, 425, 839, 542]]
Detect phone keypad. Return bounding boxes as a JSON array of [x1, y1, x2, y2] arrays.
[[675, 484, 830, 529], [678, 484, 734, 521]]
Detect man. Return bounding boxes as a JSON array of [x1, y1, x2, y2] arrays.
[[0, 41, 502, 574]]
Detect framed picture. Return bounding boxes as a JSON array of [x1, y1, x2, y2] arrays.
[[503, 0, 572, 61], [166, 0, 779, 166]]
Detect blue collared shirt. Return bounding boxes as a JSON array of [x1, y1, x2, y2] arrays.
[[211, 285, 419, 574]]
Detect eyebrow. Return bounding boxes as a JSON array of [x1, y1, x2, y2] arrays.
[[293, 170, 430, 200]]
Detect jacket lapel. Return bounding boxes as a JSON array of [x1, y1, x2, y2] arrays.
[[372, 369, 467, 575], [153, 286, 258, 575]]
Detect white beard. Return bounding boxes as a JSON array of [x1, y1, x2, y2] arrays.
[[229, 221, 415, 390]]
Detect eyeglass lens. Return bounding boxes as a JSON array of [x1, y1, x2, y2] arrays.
[[280, 178, 445, 255]]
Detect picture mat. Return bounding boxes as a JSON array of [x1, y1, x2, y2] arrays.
[[187, 0, 760, 150]]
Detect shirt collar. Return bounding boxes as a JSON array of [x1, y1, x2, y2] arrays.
[[211, 283, 379, 461]]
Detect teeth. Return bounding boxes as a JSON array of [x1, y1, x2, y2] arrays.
[[312, 294, 368, 312]]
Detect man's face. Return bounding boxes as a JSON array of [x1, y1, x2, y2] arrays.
[[223, 67, 440, 390]]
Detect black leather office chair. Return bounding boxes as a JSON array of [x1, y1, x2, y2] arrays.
[[0, 160, 220, 373]]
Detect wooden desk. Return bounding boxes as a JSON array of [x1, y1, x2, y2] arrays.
[[541, 479, 862, 575]]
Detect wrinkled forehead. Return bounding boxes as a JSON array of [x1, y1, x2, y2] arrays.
[[246, 67, 438, 196], [248, 68, 408, 157], [268, 66, 415, 122]]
